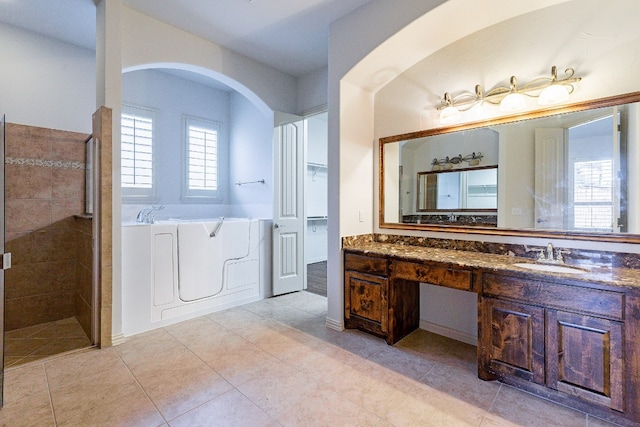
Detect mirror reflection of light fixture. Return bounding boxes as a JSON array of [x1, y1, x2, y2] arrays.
[[431, 152, 483, 170], [437, 66, 581, 123]]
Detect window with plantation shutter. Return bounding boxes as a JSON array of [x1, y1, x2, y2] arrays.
[[573, 159, 613, 231], [184, 117, 221, 199], [121, 105, 155, 198]]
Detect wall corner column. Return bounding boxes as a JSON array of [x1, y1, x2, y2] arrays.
[[95, 0, 123, 345]]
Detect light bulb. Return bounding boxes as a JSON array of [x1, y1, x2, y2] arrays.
[[538, 84, 570, 105], [439, 105, 461, 124], [500, 92, 526, 113]]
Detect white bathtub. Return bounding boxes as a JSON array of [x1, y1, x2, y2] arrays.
[[122, 218, 272, 336]]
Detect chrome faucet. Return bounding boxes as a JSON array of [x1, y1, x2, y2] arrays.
[[546, 242, 554, 261], [136, 205, 164, 224], [524, 242, 571, 264]]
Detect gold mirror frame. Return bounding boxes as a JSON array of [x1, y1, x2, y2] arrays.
[[379, 91, 640, 244]]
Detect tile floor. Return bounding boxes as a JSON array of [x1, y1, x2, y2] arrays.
[[0, 292, 622, 426], [4, 317, 92, 368]]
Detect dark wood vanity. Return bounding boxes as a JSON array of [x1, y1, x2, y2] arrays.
[[343, 243, 640, 426]]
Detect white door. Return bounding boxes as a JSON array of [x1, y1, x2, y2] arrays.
[[534, 128, 566, 229], [272, 113, 306, 295]]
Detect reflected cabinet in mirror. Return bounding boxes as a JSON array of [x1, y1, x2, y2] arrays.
[[380, 91, 640, 243]]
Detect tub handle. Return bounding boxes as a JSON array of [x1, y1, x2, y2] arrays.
[[209, 216, 225, 238]]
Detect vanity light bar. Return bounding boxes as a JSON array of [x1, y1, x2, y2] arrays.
[[431, 152, 483, 170], [438, 66, 582, 123]]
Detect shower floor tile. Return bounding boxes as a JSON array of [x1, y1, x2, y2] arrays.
[[4, 317, 91, 368]]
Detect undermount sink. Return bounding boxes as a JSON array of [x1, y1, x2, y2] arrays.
[[512, 262, 587, 275]]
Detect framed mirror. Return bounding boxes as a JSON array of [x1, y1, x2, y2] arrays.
[[379, 91, 640, 243]]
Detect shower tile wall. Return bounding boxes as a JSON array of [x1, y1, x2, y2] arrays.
[[75, 216, 93, 338], [4, 123, 88, 331]]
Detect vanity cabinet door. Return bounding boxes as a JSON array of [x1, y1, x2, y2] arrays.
[[344, 271, 388, 336], [481, 297, 545, 384], [546, 310, 624, 412]]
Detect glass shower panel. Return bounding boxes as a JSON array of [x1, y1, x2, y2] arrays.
[[0, 114, 6, 407]]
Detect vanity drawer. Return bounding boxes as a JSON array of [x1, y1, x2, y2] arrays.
[[482, 273, 624, 320], [393, 261, 473, 291], [344, 252, 389, 276]]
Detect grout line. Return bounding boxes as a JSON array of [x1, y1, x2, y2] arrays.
[[42, 361, 59, 426], [486, 382, 502, 413], [113, 347, 168, 425]]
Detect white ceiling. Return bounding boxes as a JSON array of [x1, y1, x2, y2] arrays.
[[0, 0, 374, 77]]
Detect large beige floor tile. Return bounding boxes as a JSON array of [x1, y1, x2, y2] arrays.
[[237, 363, 322, 417], [169, 389, 278, 427], [487, 384, 587, 427], [139, 363, 233, 421], [320, 328, 388, 358], [236, 317, 295, 343], [586, 415, 626, 426], [396, 329, 462, 360], [165, 315, 248, 356], [164, 315, 227, 340], [0, 363, 55, 427], [276, 291, 328, 317], [367, 344, 436, 381], [242, 297, 291, 318], [117, 328, 233, 420], [290, 343, 381, 387], [206, 306, 268, 331], [419, 358, 501, 411], [249, 326, 323, 361], [276, 389, 391, 427], [118, 330, 205, 377], [54, 385, 166, 427], [45, 349, 164, 426], [165, 319, 284, 387]]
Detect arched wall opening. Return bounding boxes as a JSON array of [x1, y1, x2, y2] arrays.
[[119, 62, 275, 222], [123, 63, 273, 119]]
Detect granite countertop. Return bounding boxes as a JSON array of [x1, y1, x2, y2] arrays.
[[344, 241, 640, 289]]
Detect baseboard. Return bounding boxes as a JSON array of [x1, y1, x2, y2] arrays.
[[110, 333, 126, 346], [419, 320, 477, 346], [325, 317, 343, 331]]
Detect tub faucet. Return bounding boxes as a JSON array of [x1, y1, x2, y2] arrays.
[[136, 205, 164, 224]]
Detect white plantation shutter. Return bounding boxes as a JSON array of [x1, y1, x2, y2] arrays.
[[188, 125, 218, 190], [184, 117, 220, 199], [573, 159, 613, 230], [121, 105, 155, 198]]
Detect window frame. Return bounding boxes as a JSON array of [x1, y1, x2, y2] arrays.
[[182, 116, 224, 202], [121, 104, 157, 201]]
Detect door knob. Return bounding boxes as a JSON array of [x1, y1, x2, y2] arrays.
[[274, 223, 286, 229]]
